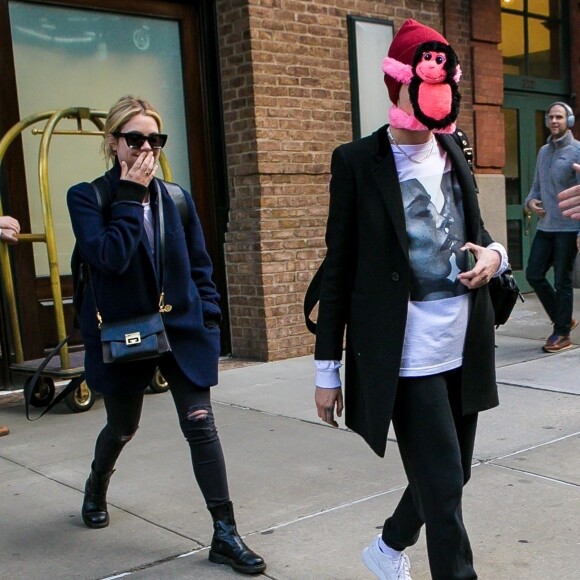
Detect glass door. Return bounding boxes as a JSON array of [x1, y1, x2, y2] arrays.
[[0, 0, 228, 371], [503, 91, 557, 290], [9, 2, 191, 280]]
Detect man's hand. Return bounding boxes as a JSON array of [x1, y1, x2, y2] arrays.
[[527, 198, 546, 217], [315, 386, 343, 428], [457, 242, 501, 290], [558, 163, 580, 220]]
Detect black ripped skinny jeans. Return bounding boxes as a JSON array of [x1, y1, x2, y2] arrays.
[[92, 355, 229, 508]]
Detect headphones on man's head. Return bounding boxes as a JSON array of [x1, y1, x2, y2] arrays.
[[545, 102, 575, 129]]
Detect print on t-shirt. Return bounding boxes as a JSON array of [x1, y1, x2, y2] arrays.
[[401, 171, 468, 301]]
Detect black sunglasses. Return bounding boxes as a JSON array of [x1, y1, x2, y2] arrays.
[[113, 131, 168, 150]]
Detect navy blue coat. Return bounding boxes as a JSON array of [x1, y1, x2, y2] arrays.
[[67, 164, 221, 395]]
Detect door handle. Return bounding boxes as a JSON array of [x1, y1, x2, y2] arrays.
[[523, 208, 532, 236]]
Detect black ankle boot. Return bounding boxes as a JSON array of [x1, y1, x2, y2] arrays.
[[208, 502, 266, 575], [81, 465, 115, 529]]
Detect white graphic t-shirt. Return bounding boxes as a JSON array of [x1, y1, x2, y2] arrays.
[[393, 138, 470, 377]]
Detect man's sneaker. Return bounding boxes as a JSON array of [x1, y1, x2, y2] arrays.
[[543, 334, 572, 353], [362, 535, 412, 580], [546, 319, 577, 340]]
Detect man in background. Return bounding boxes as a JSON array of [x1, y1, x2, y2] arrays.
[[525, 102, 580, 353]]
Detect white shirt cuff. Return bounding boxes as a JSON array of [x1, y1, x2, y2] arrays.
[[314, 360, 342, 388], [487, 242, 509, 276]]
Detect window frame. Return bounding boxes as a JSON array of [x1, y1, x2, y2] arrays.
[[347, 15, 394, 139], [501, 0, 570, 94]]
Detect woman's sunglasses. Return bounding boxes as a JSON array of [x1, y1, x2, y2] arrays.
[[113, 131, 168, 150]]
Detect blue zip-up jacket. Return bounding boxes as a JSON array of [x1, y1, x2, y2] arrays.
[[525, 130, 580, 234]]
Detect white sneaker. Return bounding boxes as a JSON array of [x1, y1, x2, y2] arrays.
[[362, 535, 412, 580]]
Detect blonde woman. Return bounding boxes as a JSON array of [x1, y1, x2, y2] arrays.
[[68, 96, 265, 575]]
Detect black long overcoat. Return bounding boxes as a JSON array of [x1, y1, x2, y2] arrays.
[[314, 125, 499, 457]]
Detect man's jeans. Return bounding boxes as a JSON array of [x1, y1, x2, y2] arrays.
[[525, 230, 578, 336]]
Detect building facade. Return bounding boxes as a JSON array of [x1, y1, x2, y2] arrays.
[[0, 0, 577, 385], [216, 0, 579, 360]]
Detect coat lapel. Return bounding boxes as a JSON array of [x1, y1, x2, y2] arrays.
[[371, 126, 409, 260], [437, 134, 482, 244]]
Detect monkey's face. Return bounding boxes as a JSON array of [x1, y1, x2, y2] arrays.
[[416, 51, 448, 84], [412, 41, 458, 85], [407, 40, 462, 130]]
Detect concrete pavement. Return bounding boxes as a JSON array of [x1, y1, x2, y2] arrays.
[[1, 292, 579, 579]]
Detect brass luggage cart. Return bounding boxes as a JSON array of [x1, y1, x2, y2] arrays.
[[0, 107, 170, 413]]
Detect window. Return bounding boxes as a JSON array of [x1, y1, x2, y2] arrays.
[[347, 16, 394, 138], [500, 0, 564, 80], [8, 1, 188, 275]]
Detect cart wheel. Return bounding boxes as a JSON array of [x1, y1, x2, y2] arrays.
[[65, 377, 95, 413], [149, 368, 169, 393], [29, 377, 56, 408]]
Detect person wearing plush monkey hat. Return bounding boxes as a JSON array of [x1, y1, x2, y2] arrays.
[[382, 18, 462, 134], [311, 19, 509, 580]]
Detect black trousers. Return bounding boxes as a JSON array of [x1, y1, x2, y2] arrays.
[[382, 368, 478, 580], [91, 354, 229, 508], [525, 230, 578, 336]]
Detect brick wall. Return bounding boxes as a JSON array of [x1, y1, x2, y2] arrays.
[[470, 1, 504, 173], [216, 0, 473, 360], [443, 0, 473, 135], [216, 0, 265, 358]]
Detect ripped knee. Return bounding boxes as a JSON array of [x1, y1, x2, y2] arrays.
[[187, 406, 210, 422], [108, 427, 138, 444]]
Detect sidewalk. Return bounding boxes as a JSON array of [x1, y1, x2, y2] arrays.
[[1, 292, 579, 580]]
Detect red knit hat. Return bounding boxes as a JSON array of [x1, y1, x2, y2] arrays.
[[385, 19, 449, 104]]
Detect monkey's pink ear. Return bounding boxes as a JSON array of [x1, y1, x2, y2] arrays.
[[382, 57, 413, 84], [453, 64, 462, 84]]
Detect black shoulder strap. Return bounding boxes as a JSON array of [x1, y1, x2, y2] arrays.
[[451, 129, 479, 194], [453, 130, 474, 171], [91, 175, 112, 210], [24, 337, 85, 420], [159, 179, 189, 227], [72, 176, 110, 316], [303, 256, 327, 334]]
